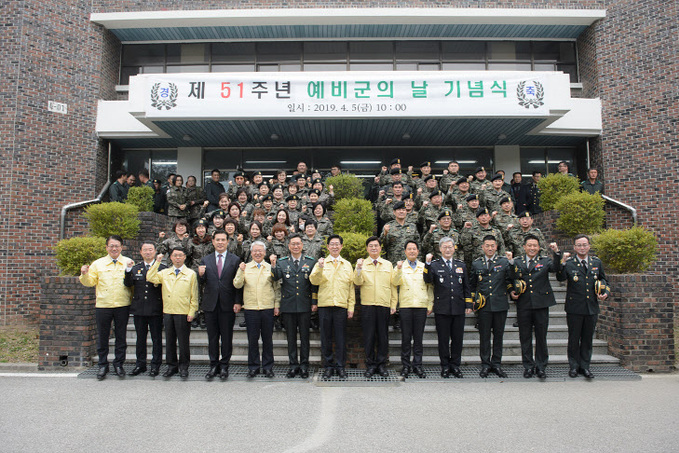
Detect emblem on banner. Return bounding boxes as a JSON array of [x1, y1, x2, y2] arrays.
[[151, 82, 178, 110], [516, 81, 544, 109]]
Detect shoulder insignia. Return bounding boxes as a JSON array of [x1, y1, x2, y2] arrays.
[[305, 256, 314, 260], [279, 257, 289, 260]]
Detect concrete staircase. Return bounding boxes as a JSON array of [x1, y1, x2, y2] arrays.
[[112, 276, 619, 366]]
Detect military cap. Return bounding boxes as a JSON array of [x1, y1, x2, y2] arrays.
[[424, 174, 436, 182], [466, 193, 479, 202], [420, 161, 432, 168], [390, 158, 401, 166], [518, 211, 531, 218], [286, 194, 300, 202], [295, 174, 307, 181], [310, 169, 321, 175], [471, 292, 486, 311], [258, 181, 270, 188], [312, 178, 323, 185], [476, 207, 491, 218], [429, 189, 443, 199], [194, 218, 209, 229], [251, 171, 263, 178], [271, 183, 284, 191], [393, 200, 406, 210], [405, 192, 415, 200], [260, 194, 273, 202], [212, 210, 226, 219], [411, 170, 421, 178], [234, 171, 246, 178], [309, 189, 321, 196], [499, 196, 511, 205], [438, 209, 453, 220], [390, 168, 403, 175], [475, 166, 486, 173], [153, 179, 162, 185], [491, 173, 504, 182], [456, 176, 469, 185]]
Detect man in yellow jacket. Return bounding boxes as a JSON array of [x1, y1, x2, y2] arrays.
[[79, 235, 132, 380], [147, 247, 199, 379], [309, 234, 355, 380], [233, 240, 279, 378], [354, 236, 398, 378], [392, 240, 433, 378]]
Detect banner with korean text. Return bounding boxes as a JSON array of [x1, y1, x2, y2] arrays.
[[141, 71, 559, 119]]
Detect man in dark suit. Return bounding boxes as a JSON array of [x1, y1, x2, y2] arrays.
[[557, 234, 610, 379], [509, 235, 562, 379], [423, 236, 472, 378], [199, 230, 243, 380], [124, 242, 166, 377], [205, 168, 226, 212], [270, 233, 317, 379]]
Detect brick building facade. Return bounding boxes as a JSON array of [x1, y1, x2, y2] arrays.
[[1, 1, 676, 334]]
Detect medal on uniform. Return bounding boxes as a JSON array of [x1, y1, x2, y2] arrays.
[[439, 277, 444, 283], [573, 275, 579, 282], [479, 275, 483, 281], [458, 277, 463, 284], [286, 273, 290, 279]]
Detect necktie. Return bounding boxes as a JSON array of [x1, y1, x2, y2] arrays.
[[294, 259, 299, 269], [112, 259, 117, 265], [373, 259, 378, 266], [486, 259, 491, 271], [529, 259, 535, 270], [581, 259, 587, 272], [175, 268, 180, 276], [217, 254, 223, 276], [447, 260, 452, 270], [145, 264, 150, 272], [257, 263, 261, 269], [332, 260, 339, 268]]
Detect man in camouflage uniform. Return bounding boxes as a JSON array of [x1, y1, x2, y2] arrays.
[[508, 211, 548, 257], [461, 207, 506, 271], [377, 181, 408, 223], [378, 158, 404, 186], [227, 171, 248, 199], [302, 219, 325, 261], [419, 175, 440, 201], [439, 161, 461, 194], [380, 201, 419, 266], [417, 189, 445, 235], [444, 176, 473, 211], [484, 173, 512, 213], [422, 209, 462, 261], [492, 196, 519, 245], [470, 166, 491, 194], [454, 193, 481, 230]]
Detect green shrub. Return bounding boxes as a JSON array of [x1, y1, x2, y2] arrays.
[[332, 198, 375, 235], [84, 202, 140, 239], [554, 191, 605, 236], [125, 186, 155, 212], [591, 227, 658, 274], [538, 173, 580, 211], [54, 236, 107, 276], [325, 174, 365, 200]]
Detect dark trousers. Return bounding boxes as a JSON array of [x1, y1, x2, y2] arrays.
[[318, 306, 347, 369], [434, 313, 466, 368], [205, 303, 236, 367], [567, 313, 598, 370], [517, 307, 549, 371], [399, 307, 427, 368], [477, 309, 508, 368], [244, 309, 274, 371], [362, 305, 390, 369], [282, 312, 311, 369], [133, 314, 163, 368], [96, 306, 130, 367], [164, 313, 191, 371]]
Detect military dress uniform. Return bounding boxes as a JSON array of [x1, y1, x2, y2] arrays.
[[557, 255, 610, 376], [470, 255, 513, 375], [271, 256, 318, 377], [124, 260, 167, 374], [509, 252, 562, 377], [423, 257, 472, 377]]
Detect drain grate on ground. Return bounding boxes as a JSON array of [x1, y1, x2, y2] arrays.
[[78, 363, 315, 382], [314, 368, 402, 387]]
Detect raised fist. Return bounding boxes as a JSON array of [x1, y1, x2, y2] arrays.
[[443, 169, 449, 175], [156, 254, 164, 262], [464, 221, 472, 229], [491, 211, 498, 218], [269, 255, 277, 266], [80, 265, 89, 275], [267, 236, 273, 242], [379, 190, 385, 198], [408, 166, 413, 172], [317, 258, 325, 268], [396, 261, 403, 269], [385, 198, 392, 205], [229, 181, 233, 186], [203, 200, 210, 207], [239, 262, 246, 271], [237, 234, 243, 242], [429, 224, 436, 234], [127, 260, 134, 269], [356, 258, 364, 269], [381, 166, 388, 173], [507, 224, 514, 230], [562, 252, 571, 261], [425, 253, 433, 263], [422, 200, 429, 207], [158, 231, 166, 239], [549, 242, 559, 252], [505, 251, 513, 261], [383, 224, 390, 234], [198, 265, 206, 276], [417, 187, 423, 195]]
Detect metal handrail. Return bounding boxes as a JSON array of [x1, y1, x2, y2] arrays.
[[59, 181, 111, 240], [602, 194, 637, 225]]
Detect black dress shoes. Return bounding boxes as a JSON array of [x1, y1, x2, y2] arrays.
[[492, 367, 508, 378], [413, 366, 426, 378], [179, 369, 189, 379], [130, 365, 147, 376], [364, 367, 376, 378], [441, 368, 450, 378], [336, 368, 347, 379], [149, 366, 160, 377], [377, 365, 389, 377], [264, 369, 275, 378], [513, 320, 519, 327], [581, 368, 595, 379], [479, 367, 490, 378], [286, 367, 299, 378], [163, 367, 179, 378], [96, 365, 109, 380], [323, 367, 334, 379], [247, 368, 260, 378], [300, 368, 310, 379], [449, 366, 463, 378], [400, 366, 411, 378], [523, 368, 534, 378], [536, 369, 547, 379], [239, 320, 247, 328], [205, 365, 219, 380], [114, 365, 126, 377], [219, 366, 229, 380], [568, 368, 579, 378]]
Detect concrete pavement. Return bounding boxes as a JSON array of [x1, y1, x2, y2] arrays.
[[1, 373, 678, 452]]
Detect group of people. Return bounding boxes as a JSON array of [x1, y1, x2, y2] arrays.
[[82, 159, 608, 381]]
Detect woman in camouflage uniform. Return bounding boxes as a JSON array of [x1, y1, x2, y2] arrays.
[[185, 175, 206, 225], [227, 202, 249, 236], [236, 189, 254, 219], [190, 218, 213, 328], [241, 220, 264, 264], [167, 175, 189, 222], [157, 219, 194, 267], [223, 218, 243, 257], [267, 223, 290, 260], [311, 202, 333, 240], [301, 218, 324, 260], [207, 209, 226, 237]]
